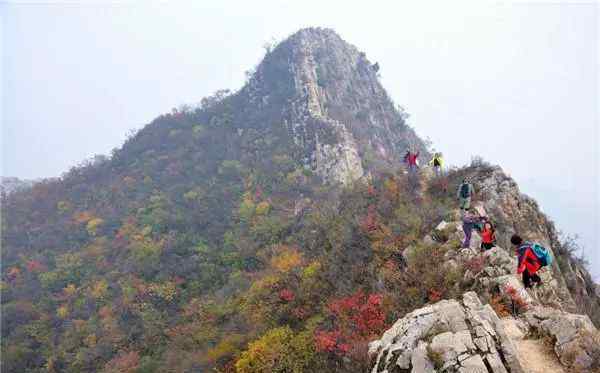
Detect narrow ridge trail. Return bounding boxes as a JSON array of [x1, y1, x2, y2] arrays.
[[502, 318, 566, 373]]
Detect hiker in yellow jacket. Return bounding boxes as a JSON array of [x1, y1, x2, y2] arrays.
[[429, 153, 444, 176]]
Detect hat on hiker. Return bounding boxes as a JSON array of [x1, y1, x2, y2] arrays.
[[511, 234, 523, 246]]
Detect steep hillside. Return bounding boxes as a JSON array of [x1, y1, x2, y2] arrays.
[[1, 28, 597, 373], [2, 28, 425, 266], [1, 27, 427, 373], [369, 166, 600, 372]]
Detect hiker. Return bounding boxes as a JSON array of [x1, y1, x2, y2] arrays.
[[480, 221, 496, 251], [429, 153, 444, 176], [511, 234, 545, 288], [405, 150, 419, 173], [461, 209, 483, 248], [457, 178, 474, 211]]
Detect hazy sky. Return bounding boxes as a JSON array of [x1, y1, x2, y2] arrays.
[[2, 1, 598, 278]]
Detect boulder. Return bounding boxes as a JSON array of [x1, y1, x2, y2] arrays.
[[436, 220, 450, 231], [369, 292, 526, 373], [524, 306, 599, 370]]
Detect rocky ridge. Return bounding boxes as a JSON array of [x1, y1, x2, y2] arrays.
[[244, 28, 428, 184], [371, 232, 599, 372], [460, 166, 598, 312], [369, 290, 598, 373], [370, 166, 600, 372], [370, 291, 524, 373]]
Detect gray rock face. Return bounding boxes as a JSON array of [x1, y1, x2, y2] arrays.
[[245, 28, 428, 184], [369, 292, 525, 373], [524, 306, 599, 370], [371, 165, 600, 372], [462, 166, 599, 316], [373, 202, 600, 372], [370, 291, 599, 373], [440, 200, 579, 312]]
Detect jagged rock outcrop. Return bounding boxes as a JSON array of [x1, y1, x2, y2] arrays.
[[244, 28, 428, 184], [369, 292, 599, 373], [457, 166, 600, 321], [428, 205, 577, 313], [373, 166, 600, 372], [523, 306, 599, 370], [369, 292, 525, 373]]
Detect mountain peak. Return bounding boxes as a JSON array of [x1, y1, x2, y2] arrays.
[[282, 27, 358, 58], [286, 27, 343, 43], [243, 27, 427, 184]]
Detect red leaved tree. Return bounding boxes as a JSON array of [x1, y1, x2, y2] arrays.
[[315, 291, 386, 356]]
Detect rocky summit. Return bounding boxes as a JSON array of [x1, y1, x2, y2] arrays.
[[242, 27, 428, 184], [1, 28, 598, 373]]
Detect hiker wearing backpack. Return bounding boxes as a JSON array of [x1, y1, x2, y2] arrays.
[[461, 209, 484, 248], [429, 153, 444, 176], [457, 178, 474, 211], [511, 234, 552, 288], [480, 221, 496, 251]]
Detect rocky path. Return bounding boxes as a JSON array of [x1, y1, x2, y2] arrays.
[[502, 318, 566, 373]]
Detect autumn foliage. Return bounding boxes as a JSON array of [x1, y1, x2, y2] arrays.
[[315, 291, 386, 355], [505, 285, 529, 315], [1, 94, 491, 373]]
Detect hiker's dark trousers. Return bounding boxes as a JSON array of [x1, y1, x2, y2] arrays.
[[522, 269, 541, 288]]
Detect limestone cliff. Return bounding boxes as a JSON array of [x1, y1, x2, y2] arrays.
[[243, 27, 428, 184]]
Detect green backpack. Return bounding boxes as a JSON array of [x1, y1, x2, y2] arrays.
[[460, 183, 470, 198]]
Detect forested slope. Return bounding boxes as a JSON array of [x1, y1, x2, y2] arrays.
[[2, 28, 597, 373]]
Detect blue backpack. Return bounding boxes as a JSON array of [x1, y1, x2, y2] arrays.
[[521, 242, 553, 267]]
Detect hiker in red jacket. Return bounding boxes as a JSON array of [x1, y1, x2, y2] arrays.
[[511, 234, 542, 288], [405, 150, 419, 173], [480, 221, 496, 251]]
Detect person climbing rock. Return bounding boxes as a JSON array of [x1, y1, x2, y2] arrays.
[[457, 178, 474, 211], [429, 153, 444, 176], [511, 234, 542, 288], [461, 209, 483, 248], [480, 221, 496, 251]]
